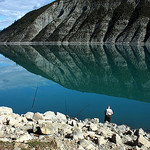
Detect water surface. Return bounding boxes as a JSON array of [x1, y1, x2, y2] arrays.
[[0, 44, 150, 130]]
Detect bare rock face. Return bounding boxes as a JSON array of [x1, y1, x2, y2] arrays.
[[0, 0, 150, 44]]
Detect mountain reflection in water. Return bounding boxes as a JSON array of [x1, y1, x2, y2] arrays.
[[0, 44, 150, 103]]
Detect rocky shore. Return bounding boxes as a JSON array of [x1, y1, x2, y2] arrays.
[[0, 107, 150, 150]]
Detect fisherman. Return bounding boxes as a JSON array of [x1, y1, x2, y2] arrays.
[[104, 106, 113, 123]]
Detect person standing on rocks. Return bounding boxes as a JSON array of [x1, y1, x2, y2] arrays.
[[104, 106, 113, 123]]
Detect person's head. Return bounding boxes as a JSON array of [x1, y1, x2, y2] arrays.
[[108, 106, 110, 109]]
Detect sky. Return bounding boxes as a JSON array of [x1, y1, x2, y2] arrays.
[[0, 0, 54, 30], [0, 54, 51, 89]]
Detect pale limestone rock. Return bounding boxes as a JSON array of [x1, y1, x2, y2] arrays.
[[44, 111, 56, 120], [40, 122, 58, 135], [37, 119, 51, 126], [0, 130, 4, 136], [112, 134, 123, 146], [78, 145, 85, 150], [57, 123, 72, 134], [88, 131, 96, 139], [98, 126, 114, 138], [0, 116, 7, 124], [91, 118, 99, 124], [0, 107, 13, 115], [80, 139, 92, 149], [56, 112, 67, 122], [97, 136, 107, 145], [33, 112, 44, 121], [77, 122, 85, 128], [9, 118, 21, 127], [0, 137, 10, 142], [24, 112, 34, 120], [72, 127, 84, 141], [136, 135, 150, 148], [86, 143, 96, 150], [135, 128, 145, 136], [89, 123, 98, 131], [21, 117, 28, 123], [16, 133, 32, 143]]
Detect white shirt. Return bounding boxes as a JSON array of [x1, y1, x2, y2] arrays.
[[106, 108, 113, 115]]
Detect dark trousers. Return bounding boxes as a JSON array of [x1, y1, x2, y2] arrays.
[[104, 115, 111, 122]]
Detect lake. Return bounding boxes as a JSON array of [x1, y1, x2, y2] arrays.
[[0, 44, 150, 131]]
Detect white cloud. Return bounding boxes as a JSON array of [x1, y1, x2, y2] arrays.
[[0, 55, 54, 90], [0, 0, 54, 30]]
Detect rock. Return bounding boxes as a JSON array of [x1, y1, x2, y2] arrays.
[[72, 127, 84, 141], [0, 107, 13, 115], [16, 133, 32, 143], [77, 122, 85, 128], [56, 112, 67, 123], [86, 143, 96, 150], [89, 123, 98, 131], [97, 136, 107, 145], [91, 118, 99, 124], [135, 128, 145, 136], [78, 145, 85, 150], [40, 122, 58, 135], [0, 137, 10, 142], [14, 143, 28, 149], [136, 135, 150, 148], [9, 118, 22, 127], [44, 111, 56, 120], [97, 126, 114, 138], [80, 139, 92, 149], [24, 112, 34, 120], [21, 117, 28, 123], [112, 134, 123, 146], [33, 112, 44, 121]]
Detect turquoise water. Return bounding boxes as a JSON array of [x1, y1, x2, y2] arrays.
[[0, 45, 150, 130]]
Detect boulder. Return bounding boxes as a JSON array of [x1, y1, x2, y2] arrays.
[[24, 112, 34, 120], [97, 136, 107, 145], [56, 112, 67, 122], [91, 118, 99, 124], [136, 135, 150, 148], [112, 134, 123, 146], [33, 112, 44, 121], [9, 118, 22, 127], [16, 133, 32, 143], [72, 127, 84, 141], [0, 116, 7, 124], [89, 123, 98, 131], [0, 107, 13, 115], [135, 128, 145, 136], [44, 111, 56, 120], [40, 122, 58, 135], [80, 139, 92, 149]]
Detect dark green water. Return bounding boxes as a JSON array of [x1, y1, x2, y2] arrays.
[[0, 44, 150, 130]]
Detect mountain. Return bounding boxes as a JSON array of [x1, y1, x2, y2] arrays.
[[0, 0, 150, 44], [0, 44, 150, 103]]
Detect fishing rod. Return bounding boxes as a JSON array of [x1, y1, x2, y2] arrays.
[[73, 104, 89, 119], [65, 98, 68, 115], [31, 86, 38, 110]]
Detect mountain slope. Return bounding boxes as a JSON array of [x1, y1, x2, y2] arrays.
[[0, 0, 150, 44]]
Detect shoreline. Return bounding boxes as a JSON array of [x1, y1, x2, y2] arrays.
[[0, 41, 147, 46], [0, 106, 150, 149]]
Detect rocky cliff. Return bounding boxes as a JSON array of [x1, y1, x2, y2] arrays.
[[0, 0, 150, 44], [0, 45, 150, 103]]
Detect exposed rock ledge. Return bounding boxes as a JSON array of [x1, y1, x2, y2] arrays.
[[0, 106, 150, 150]]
